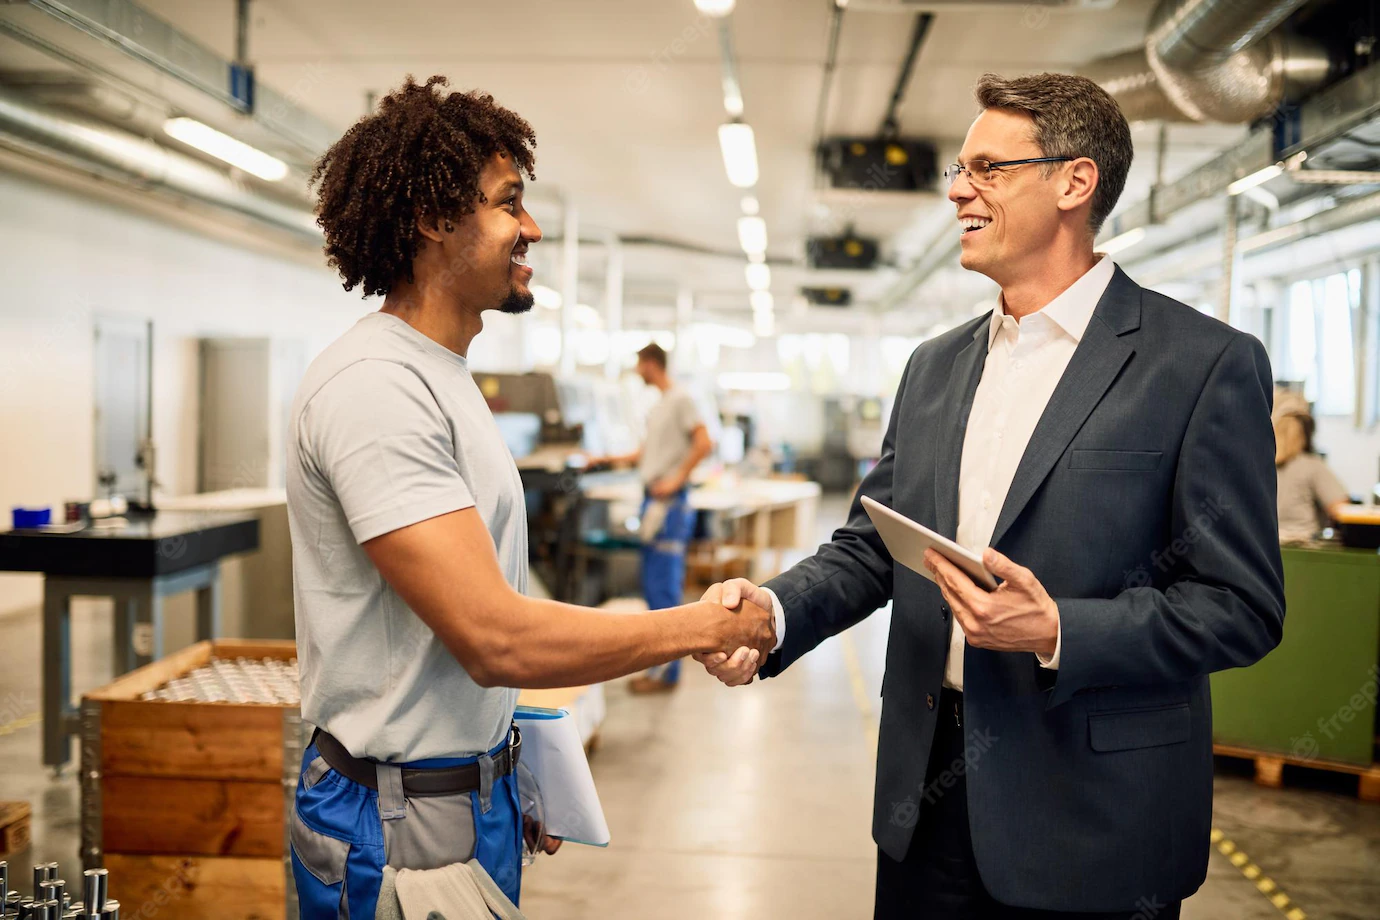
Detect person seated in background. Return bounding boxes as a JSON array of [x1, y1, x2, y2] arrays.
[[590, 343, 714, 694], [1274, 393, 1350, 542]]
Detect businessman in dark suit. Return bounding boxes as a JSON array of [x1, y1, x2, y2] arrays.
[[698, 72, 1284, 918]]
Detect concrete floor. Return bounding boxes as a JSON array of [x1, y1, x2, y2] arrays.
[[1, 496, 1377, 918]]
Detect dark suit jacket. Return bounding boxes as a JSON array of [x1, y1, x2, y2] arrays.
[[759, 266, 1285, 911]]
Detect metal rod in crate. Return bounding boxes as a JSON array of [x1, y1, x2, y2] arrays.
[[79, 699, 103, 872]]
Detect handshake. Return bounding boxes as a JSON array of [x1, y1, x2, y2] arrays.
[[695, 579, 776, 688]]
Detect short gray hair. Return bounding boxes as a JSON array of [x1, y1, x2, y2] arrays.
[[974, 72, 1133, 236]]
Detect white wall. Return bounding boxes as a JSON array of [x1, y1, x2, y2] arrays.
[[1313, 416, 1380, 500], [0, 170, 528, 616]]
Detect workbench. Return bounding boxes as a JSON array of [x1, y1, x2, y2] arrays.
[[1211, 543, 1380, 792], [0, 510, 259, 768]]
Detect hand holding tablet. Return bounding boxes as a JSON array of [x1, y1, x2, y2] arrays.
[[861, 495, 998, 591]]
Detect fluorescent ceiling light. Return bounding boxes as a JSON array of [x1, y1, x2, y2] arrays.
[[724, 89, 745, 118], [718, 371, 791, 391], [719, 122, 759, 188], [163, 117, 288, 181], [750, 290, 774, 313], [694, 0, 736, 16], [740, 195, 760, 215], [745, 262, 771, 291], [1098, 226, 1145, 256], [1226, 163, 1283, 196], [531, 284, 562, 310], [737, 216, 767, 257], [753, 311, 775, 338], [574, 303, 603, 329], [747, 250, 765, 264]]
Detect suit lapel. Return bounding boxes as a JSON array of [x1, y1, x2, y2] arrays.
[[933, 321, 990, 539], [988, 269, 1142, 549]]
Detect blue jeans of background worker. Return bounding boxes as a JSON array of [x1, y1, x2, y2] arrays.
[[640, 487, 695, 684], [290, 732, 523, 919]]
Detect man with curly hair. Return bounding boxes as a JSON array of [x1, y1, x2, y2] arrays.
[[285, 75, 774, 918]]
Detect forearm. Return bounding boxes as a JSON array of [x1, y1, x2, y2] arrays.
[[466, 595, 722, 689]]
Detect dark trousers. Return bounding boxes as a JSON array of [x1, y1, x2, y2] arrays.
[[874, 689, 1182, 920]]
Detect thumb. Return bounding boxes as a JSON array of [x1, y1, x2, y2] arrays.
[[982, 547, 1022, 582], [721, 580, 743, 609]]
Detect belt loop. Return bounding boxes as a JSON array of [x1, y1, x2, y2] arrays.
[[376, 763, 407, 821], [477, 753, 496, 814]]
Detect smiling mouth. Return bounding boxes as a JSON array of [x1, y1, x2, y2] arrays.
[[959, 217, 992, 237]]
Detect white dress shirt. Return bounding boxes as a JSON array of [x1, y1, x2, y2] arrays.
[[766, 257, 1117, 693]]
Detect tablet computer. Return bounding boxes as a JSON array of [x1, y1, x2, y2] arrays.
[[861, 495, 998, 591]]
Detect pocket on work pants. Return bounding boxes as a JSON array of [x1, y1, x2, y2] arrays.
[[471, 770, 524, 906], [290, 745, 387, 919]]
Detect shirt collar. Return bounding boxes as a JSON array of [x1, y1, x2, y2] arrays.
[[986, 256, 1116, 350]]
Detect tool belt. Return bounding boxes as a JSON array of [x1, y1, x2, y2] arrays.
[[312, 726, 520, 797]]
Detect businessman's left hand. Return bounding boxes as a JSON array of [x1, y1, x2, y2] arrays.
[[925, 548, 1059, 658]]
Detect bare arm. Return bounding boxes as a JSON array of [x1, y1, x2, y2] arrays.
[[650, 424, 713, 496], [363, 507, 773, 689]]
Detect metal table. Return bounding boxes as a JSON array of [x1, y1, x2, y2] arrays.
[[0, 510, 260, 768]]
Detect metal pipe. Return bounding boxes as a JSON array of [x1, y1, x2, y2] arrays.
[[604, 234, 624, 381], [1218, 193, 1238, 322], [0, 86, 319, 238], [559, 201, 579, 376], [235, 0, 251, 65], [1080, 48, 1190, 122], [811, 0, 846, 189], [878, 13, 933, 137], [715, 19, 743, 117]]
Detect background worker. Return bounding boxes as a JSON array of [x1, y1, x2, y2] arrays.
[[593, 343, 714, 693], [1274, 391, 1350, 542], [288, 76, 773, 919]]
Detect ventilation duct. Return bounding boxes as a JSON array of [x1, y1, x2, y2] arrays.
[[1086, 0, 1332, 123]]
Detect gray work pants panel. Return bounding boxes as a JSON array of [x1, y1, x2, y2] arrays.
[[382, 791, 479, 871]]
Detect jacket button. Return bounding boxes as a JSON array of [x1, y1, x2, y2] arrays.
[[926, 693, 935, 710], [940, 604, 950, 619]]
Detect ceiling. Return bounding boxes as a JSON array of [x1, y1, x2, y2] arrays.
[[3, 0, 1254, 332]]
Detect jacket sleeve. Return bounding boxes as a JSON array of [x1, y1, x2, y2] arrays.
[[757, 355, 911, 678], [1047, 333, 1285, 708]]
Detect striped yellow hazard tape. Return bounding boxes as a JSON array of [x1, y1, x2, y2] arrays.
[[0, 711, 41, 738], [1210, 828, 1306, 920]]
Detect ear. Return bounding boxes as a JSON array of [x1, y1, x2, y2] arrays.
[[1056, 156, 1099, 216], [416, 213, 446, 244]]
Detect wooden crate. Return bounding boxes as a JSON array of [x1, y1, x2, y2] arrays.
[[81, 639, 303, 920], [1214, 742, 1380, 802], [0, 801, 31, 858]]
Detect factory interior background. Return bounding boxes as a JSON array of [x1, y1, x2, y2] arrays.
[[0, 0, 1379, 918]]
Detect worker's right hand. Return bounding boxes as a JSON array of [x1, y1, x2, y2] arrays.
[[696, 578, 776, 687], [701, 582, 775, 682]]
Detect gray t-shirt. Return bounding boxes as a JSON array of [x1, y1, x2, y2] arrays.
[[1276, 452, 1349, 540], [638, 387, 704, 485], [287, 311, 527, 761]]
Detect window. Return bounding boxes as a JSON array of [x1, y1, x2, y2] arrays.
[[1279, 269, 1361, 417]]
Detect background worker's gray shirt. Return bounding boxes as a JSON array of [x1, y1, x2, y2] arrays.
[[287, 311, 527, 761], [638, 386, 703, 485], [1277, 452, 1349, 538]]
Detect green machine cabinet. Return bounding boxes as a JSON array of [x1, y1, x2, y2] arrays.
[[1211, 545, 1380, 774]]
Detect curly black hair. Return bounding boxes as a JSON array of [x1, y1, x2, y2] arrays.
[[312, 75, 537, 297]]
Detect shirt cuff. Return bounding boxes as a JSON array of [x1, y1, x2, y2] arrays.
[[763, 587, 786, 654], [1036, 608, 1061, 669]]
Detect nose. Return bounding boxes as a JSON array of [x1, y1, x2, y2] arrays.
[[947, 172, 975, 205], [522, 211, 543, 244]]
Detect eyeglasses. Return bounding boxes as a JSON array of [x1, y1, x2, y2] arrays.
[[943, 156, 1075, 188]]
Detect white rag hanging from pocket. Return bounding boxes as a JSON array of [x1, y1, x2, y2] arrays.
[[388, 860, 527, 920]]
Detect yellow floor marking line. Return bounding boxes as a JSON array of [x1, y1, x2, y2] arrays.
[[838, 631, 879, 755], [0, 711, 41, 738], [1212, 827, 1306, 920]]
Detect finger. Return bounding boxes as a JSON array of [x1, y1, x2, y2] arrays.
[[721, 581, 741, 608], [543, 836, 563, 855], [701, 583, 724, 604], [982, 547, 1029, 586], [695, 651, 729, 667], [931, 553, 989, 614], [723, 650, 760, 686], [710, 646, 753, 678]]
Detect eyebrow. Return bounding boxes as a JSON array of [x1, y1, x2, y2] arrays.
[[494, 179, 524, 198]]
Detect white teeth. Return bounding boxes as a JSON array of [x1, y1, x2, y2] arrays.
[[959, 217, 992, 234], [511, 253, 528, 266]]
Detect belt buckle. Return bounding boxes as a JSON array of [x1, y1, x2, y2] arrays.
[[510, 723, 522, 768]]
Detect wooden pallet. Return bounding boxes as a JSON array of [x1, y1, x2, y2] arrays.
[[0, 801, 32, 858], [1214, 743, 1380, 802]]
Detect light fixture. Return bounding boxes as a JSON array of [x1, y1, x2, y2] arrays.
[[740, 195, 760, 215], [530, 284, 562, 310], [718, 122, 759, 188], [1098, 226, 1146, 256], [724, 88, 745, 119], [737, 215, 767, 257], [718, 371, 791, 391], [747, 250, 765, 264], [750, 290, 774, 313], [753, 311, 775, 338], [745, 262, 771, 291], [163, 117, 288, 181], [1226, 163, 1283, 196], [694, 0, 736, 17]]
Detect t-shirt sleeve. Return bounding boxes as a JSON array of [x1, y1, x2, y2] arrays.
[[301, 360, 475, 544], [1310, 456, 1350, 512], [676, 391, 704, 435]]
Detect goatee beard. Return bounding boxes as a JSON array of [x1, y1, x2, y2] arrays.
[[500, 288, 534, 315]]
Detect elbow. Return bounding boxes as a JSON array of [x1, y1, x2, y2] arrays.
[[454, 631, 521, 689]]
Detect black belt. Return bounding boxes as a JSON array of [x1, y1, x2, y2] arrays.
[[312, 727, 520, 797], [939, 687, 964, 728]]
